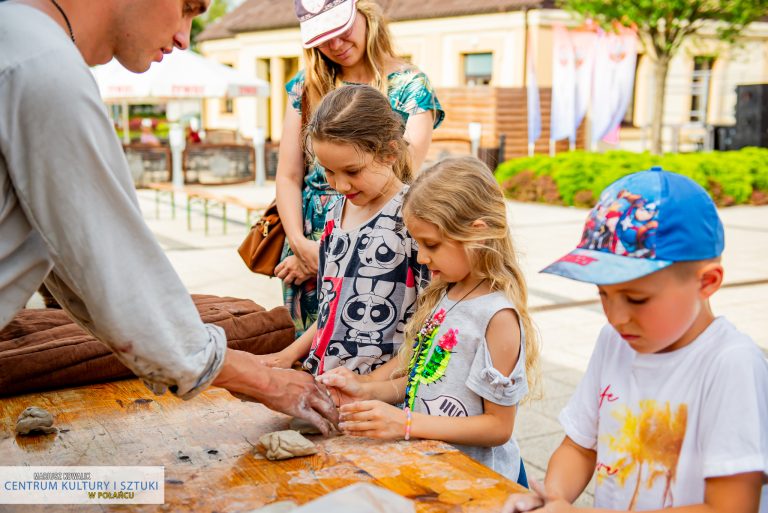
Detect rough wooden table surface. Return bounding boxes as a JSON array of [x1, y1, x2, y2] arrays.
[[0, 379, 525, 512]]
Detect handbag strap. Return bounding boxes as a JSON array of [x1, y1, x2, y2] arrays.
[[300, 89, 310, 134], [300, 88, 311, 178]]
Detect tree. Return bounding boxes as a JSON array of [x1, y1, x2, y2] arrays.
[[191, 0, 237, 50], [559, 0, 768, 154]]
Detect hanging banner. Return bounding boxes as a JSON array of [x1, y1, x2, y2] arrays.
[[550, 24, 576, 142], [590, 28, 637, 144], [604, 27, 638, 139], [570, 29, 598, 143], [527, 31, 542, 146]]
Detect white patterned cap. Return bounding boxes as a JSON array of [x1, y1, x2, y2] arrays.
[[294, 0, 357, 48]]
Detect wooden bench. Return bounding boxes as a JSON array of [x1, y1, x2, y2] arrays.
[[147, 183, 266, 235], [0, 379, 526, 512]]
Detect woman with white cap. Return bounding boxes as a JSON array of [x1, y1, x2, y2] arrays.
[[274, 0, 444, 338]]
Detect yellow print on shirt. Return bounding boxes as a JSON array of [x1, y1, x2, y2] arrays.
[[600, 400, 687, 509]]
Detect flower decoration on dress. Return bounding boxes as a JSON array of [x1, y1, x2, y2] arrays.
[[404, 310, 459, 410], [437, 329, 459, 350]]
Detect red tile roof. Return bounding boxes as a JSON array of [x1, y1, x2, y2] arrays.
[[199, 0, 552, 41]]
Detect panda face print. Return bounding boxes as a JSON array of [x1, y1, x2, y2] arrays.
[[357, 227, 406, 277], [342, 292, 396, 333]]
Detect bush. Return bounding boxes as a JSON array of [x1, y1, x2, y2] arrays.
[[495, 148, 768, 207]]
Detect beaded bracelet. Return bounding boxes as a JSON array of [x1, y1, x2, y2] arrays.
[[404, 407, 412, 441]]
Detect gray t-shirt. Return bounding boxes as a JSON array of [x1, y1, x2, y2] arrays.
[[410, 291, 528, 481], [0, 4, 225, 398]]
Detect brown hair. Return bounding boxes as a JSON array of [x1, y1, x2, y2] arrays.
[[305, 84, 412, 183], [669, 258, 722, 281], [398, 156, 542, 400], [302, 0, 401, 110]]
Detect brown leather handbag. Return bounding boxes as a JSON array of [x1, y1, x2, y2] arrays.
[[238, 200, 285, 276]]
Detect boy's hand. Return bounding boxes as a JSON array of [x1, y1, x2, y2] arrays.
[[338, 400, 406, 440], [502, 478, 573, 513], [502, 492, 544, 513], [316, 367, 369, 406]]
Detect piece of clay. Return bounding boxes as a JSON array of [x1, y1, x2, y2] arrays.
[[289, 417, 323, 436], [15, 406, 57, 435], [258, 430, 318, 461]]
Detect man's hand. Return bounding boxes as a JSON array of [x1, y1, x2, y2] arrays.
[[213, 349, 338, 435]]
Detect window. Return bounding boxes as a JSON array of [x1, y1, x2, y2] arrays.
[[220, 63, 235, 114], [463, 52, 493, 86], [257, 58, 272, 139], [282, 57, 299, 115], [690, 56, 714, 124]]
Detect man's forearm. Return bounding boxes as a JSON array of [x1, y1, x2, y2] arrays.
[[212, 348, 271, 394]]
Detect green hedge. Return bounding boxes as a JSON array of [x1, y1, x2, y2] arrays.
[[495, 148, 768, 207]]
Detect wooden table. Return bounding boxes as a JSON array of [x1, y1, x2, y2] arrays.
[[0, 379, 525, 512]]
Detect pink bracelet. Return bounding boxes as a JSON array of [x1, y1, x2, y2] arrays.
[[404, 407, 412, 441]]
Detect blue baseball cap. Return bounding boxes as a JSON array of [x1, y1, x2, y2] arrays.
[[540, 166, 725, 285]]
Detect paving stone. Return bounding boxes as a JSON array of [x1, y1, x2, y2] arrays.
[[516, 407, 564, 440]]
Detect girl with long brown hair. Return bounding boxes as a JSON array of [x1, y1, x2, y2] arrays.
[[265, 85, 429, 377]]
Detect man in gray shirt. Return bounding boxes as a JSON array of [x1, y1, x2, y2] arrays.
[[0, 0, 337, 434]]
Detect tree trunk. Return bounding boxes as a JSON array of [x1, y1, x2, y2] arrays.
[[628, 462, 645, 510], [651, 55, 671, 155]]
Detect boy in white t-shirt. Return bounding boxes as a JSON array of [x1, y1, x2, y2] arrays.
[[504, 167, 768, 513]]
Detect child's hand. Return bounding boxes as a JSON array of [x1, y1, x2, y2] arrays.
[[261, 348, 299, 369], [501, 492, 544, 513], [502, 478, 572, 513], [316, 367, 369, 406], [338, 400, 407, 440]]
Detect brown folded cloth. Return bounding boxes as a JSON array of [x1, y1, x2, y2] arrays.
[[0, 294, 294, 397]]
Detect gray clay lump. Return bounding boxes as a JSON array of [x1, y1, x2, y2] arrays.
[[259, 430, 318, 460], [16, 406, 57, 435]]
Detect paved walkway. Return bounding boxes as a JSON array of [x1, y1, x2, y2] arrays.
[[120, 184, 768, 504]]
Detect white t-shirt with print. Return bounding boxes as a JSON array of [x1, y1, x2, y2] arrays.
[[560, 317, 768, 511]]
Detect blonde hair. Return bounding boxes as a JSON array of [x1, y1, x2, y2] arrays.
[[302, 0, 400, 111], [305, 84, 412, 183], [399, 156, 542, 400]]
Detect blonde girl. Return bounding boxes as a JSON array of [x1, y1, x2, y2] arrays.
[[265, 84, 429, 377], [275, 0, 444, 337], [318, 156, 541, 485]]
